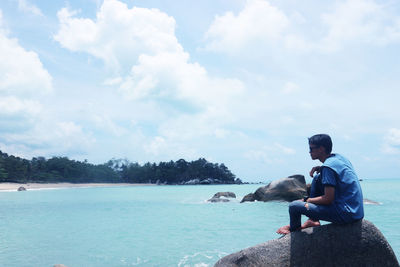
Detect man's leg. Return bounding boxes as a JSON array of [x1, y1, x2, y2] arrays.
[[289, 200, 308, 231], [298, 202, 344, 225], [302, 174, 324, 228], [277, 200, 321, 234], [277, 176, 328, 234]]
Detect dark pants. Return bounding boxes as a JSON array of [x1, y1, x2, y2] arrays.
[[289, 174, 345, 231]]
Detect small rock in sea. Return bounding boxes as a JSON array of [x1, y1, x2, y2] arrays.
[[17, 186, 27, 191], [54, 264, 68, 267], [213, 192, 236, 198], [208, 191, 236, 202]]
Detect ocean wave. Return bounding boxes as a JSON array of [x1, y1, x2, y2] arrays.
[[178, 250, 228, 267]]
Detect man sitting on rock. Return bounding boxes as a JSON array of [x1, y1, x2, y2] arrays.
[[277, 134, 364, 234]]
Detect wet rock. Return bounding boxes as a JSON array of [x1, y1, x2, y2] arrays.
[[241, 193, 256, 203], [208, 191, 236, 203], [213, 192, 236, 198]]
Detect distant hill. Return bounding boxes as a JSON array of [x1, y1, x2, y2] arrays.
[[0, 150, 241, 185]]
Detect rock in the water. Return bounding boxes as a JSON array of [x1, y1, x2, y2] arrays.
[[17, 186, 27, 191], [241, 193, 256, 203], [208, 191, 236, 202], [213, 192, 236, 198], [214, 220, 399, 267], [54, 265, 68, 267], [241, 175, 307, 202]]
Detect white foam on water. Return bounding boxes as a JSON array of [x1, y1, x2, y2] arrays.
[[178, 250, 227, 267]]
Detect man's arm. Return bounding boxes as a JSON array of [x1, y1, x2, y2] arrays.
[[309, 166, 321, 177], [306, 186, 335, 205]]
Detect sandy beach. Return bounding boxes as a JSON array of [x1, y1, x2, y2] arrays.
[[0, 182, 153, 191]]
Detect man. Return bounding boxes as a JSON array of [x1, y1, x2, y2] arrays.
[[276, 134, 364, 234]]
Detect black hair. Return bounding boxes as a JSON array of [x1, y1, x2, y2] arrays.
[[308, 134, 332, 154]]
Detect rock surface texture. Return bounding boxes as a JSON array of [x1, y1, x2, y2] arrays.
[[214, 220, 399, 267], [241, 175, 307, 203]]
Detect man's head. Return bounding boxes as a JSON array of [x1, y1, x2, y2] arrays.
[[308, 134, 332, 160]]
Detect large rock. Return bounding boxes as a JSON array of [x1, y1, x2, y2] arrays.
[[241, 175, 307, 203], [17, 186, 27, 191], [214, 220, 399, 267]]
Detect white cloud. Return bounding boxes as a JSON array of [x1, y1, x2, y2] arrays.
[[0, 96, 41, 115], [18, 0, 43, 16], [0, 121, 95, 158], [204, 0, 400, 54], [143, 135, 197, 159], [119, 52, 244, 106], [204, 0, 289, 53], [0, 11, 96, 160], [54, 0, 182, 71], [92, 114, 127, 137], [319, 0, 400, 51], [54, 0, 246, 156], [244, 142, 296, 164], [144, 136, 166, 156], [0, 11, 52, 95], [103, 76, 122, 86], [55, 0, 244, 107], [382, 128, 400, 154]]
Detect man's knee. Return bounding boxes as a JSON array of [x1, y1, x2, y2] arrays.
[[289, 200, 304, 213]]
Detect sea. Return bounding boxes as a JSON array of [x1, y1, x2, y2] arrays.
[[0, 179, 399, 267]]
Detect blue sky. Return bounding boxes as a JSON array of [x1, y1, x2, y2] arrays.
[[0, 0, 399, 181]]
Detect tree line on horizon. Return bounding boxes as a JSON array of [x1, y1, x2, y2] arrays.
[[0, 150, 241, 184]]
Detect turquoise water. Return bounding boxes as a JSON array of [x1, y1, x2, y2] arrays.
[[0, 179, 399, 266]]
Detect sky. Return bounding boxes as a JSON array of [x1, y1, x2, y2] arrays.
[[0, 0, 399, 182]]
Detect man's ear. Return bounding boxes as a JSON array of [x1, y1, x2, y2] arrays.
[[320, 146, 328, 155]]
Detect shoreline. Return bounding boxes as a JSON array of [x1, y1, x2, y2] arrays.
[[0, 182, 154, 191]]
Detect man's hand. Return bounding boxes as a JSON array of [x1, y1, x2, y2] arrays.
[[309, 166, 321, 177]]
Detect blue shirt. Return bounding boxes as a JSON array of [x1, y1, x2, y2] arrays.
[[321, 154, 364, 223]]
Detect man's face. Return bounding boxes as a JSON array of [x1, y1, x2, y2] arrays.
[[309, 144, 322, 160]]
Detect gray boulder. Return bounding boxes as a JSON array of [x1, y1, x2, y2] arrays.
[[241, 175, 307, 203], [208, 191, 236, 203], [214, 220, 399, 267], [17, 186, 27, 191], [241, 193, 256, 203], [213, 192, 236, 198]]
